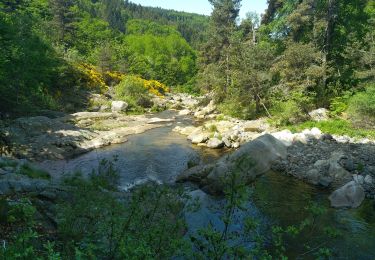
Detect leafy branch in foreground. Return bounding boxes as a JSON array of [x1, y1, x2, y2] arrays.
[[0, 158, 338, 259]]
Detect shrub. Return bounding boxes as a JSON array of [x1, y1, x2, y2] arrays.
[[218, 99, 257, 120], [76, 63, 107, 92], [270, 100, 307, 126], [114, 75, 150, 112], [18, 164, 51, 180], [115, 75, 170, 112], [329, 91, 352, 117], [348, 85, 375, 123]]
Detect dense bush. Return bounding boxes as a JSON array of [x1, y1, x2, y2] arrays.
[[348, 85, 375, 123]]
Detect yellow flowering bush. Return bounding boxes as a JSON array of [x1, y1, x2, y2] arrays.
[[76, 63, 107, 91], [74, 63, 168, 98], [144, 79, 169, 96], [104, 71, 125, 86]]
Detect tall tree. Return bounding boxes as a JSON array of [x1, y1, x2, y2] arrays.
[[201, 0, 241, 95], [49, 0, 76, 47]]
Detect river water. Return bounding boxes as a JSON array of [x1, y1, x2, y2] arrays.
[[39, 111, 375, 259]]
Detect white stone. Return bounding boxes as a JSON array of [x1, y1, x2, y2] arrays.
[[222, 137, 231, 148], [190, 134, 210, 144], [271, 130, 294, 146], [293, 133, 308, 144], [232, 142, 240, 149], [111, 101, 128, 112], [310, 127, 322, 139]]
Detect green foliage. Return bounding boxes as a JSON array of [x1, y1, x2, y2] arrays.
[[114, 75, 151, 112], [58, 175, 188, 259], [123, 2, 209, 48], [348, 85, 375, 122], [270, 100, 304, 126], [123, 20, 197, 86], [0, 2, 63, 115], [0, 0, 201, 116], [0, 158, 339, 259], [329, 91, 352, 116], [18, 164, 51, 180]]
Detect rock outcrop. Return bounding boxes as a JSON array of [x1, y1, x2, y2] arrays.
[[2, 112, 172, 161], [177, 134, 287, 194]]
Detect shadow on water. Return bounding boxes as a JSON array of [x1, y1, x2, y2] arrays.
[[253, 171, 375, 259]]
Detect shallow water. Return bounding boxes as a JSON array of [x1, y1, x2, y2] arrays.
[[39, 111, 224, 189], [39, 111, 375, 259]]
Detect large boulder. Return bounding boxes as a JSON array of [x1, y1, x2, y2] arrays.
[[111, 101, 128, 112], [177, 134, 287, 194], [329, 181, 365, 208]]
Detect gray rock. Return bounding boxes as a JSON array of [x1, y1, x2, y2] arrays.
[[364, 175, 373, 185], [179, 134, 287, 194], [328, 152, 352, 184], [329, 181, 365, 208], [111, 101, 128, 112], [314, 159, 329, 168], [207, 138, 224, 149], [353, 174, 365, 185], [305, 169, 320, 184], [318, 176, 333, 187], [339, 155, 355, 172]]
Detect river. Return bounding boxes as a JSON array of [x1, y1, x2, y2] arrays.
[[39, 111, 375, 259]]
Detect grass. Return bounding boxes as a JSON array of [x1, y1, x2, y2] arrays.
[[18, 164, 51, 180], [207, 124, 218, 133], [285, 119, 375, 139]]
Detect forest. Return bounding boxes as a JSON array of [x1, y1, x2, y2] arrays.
[[1, 0, 374, 128], [1, 0, 375, 259]]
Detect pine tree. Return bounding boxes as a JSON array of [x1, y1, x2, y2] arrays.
[[49, 0, 76, 47], [201, 0, 241, 95]]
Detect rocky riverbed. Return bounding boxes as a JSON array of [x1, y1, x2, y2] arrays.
[[0, 111, 175, 161], [1, 93, 375, 209]]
